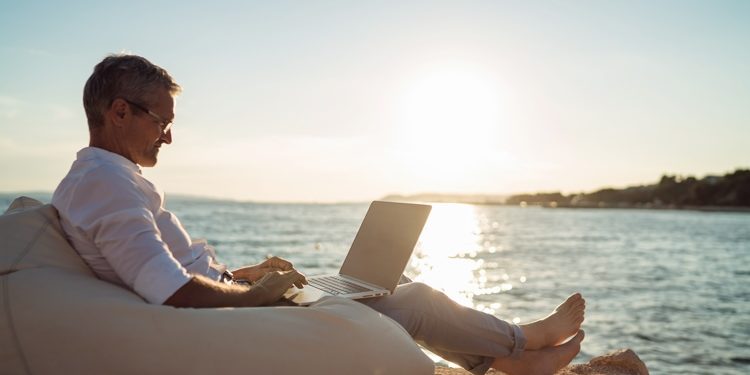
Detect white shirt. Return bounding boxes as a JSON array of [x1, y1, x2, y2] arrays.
[[52, 147, 226, 304]]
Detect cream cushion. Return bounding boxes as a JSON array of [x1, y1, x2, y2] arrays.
[[0, 197, 434, 375]]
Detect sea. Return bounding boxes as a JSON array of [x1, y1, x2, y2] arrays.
[[3, 193, 749, 375]]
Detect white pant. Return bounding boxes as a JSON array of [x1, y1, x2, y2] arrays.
[[359, 282, 526, 375]]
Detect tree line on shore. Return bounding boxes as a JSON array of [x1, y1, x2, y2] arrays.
[[506, 169, 750, 208]]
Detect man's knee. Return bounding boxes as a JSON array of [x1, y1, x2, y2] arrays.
[[398, 281, 431, 294], [397, 282, 445, 304]]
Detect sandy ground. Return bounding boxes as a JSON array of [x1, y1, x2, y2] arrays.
[[434, 349, 649, 375]]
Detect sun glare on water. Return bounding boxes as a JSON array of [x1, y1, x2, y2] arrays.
[[408, 203, 487, 308]]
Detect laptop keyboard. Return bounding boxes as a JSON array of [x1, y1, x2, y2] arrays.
[[309, 275, 373, 295]]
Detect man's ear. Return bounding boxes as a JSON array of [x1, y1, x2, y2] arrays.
[[108, 98, 130, 128]]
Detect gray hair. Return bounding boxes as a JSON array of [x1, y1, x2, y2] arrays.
[[83, 54, 181, 130]]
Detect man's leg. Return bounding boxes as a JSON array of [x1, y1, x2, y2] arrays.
[[359, 282, 526, 375]]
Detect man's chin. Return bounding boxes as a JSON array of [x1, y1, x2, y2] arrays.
[[140, 156, 158, 168], [143, 149, 160, 167]]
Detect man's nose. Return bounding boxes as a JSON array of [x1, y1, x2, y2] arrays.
[[160, 129, 172, 144]]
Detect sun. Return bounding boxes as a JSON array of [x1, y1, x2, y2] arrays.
[[393, 63, 506, 189]]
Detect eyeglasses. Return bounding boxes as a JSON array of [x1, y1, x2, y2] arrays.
[[123, 99, 173, 134]]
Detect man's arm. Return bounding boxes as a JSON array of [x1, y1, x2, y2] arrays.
[[163, 269, 306, 308]]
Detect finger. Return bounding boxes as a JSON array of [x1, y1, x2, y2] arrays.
[[269, 256, 294, 270], [277, 261, 293, 271], [281, 269, 300, 279], [292, 276, 304, 288], [282, 270, 304, 284], [283, 266, 306, 281], [260, 256, 275, 267], [293, 272, 307, 288], [270, 270, 297, 288]]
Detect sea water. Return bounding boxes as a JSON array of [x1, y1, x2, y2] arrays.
[[4, 194, 749, 374]]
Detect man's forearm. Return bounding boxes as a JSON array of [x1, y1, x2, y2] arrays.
[[163, 275, 270, 308]]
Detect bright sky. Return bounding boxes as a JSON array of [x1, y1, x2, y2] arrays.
[[1, 1, 748, 202]]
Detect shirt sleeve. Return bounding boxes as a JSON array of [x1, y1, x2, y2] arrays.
[[66, 166, 191, 304]]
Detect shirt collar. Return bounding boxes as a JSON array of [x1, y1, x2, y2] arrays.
[[76, 147, 142, 174]]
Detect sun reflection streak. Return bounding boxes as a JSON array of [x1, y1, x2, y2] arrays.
[[408, 203, 487, 308]]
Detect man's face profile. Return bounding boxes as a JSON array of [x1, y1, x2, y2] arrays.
[[113, 88, 175, 167]]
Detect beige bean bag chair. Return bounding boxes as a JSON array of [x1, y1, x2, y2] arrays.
[[0, 197, 434, 375]]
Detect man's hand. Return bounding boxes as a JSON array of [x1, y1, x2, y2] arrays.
[[232, 256, 307, 287], [250, 269, 308, 305], [164, 270, 307, 308]]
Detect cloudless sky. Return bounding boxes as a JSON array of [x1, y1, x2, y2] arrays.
[[1, 0, 748, 202]]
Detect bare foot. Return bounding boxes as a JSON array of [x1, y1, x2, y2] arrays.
[[492, 330, 585, 375], [519, 293, 585, 350]]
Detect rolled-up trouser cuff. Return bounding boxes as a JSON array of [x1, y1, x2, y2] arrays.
[[467, 323, 527, 375], [509, 323, 527, 359]]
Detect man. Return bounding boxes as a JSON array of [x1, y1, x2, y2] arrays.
[[53, 54, 586, 375]]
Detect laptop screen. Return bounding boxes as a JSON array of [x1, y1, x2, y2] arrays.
[[339, 201, 431, 293]]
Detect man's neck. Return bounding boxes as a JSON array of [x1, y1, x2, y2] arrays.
[[89, 129, 134, 165]]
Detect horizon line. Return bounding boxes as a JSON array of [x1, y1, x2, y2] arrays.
[[3, 166, 747, 205]]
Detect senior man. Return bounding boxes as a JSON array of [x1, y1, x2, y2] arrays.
[[52, 54, 585, 375]]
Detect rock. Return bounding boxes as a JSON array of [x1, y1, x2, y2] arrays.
[[434, 348, 649, 375], [557, 349, 649, 375]]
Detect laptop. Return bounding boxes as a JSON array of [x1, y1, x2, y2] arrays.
[[283, 200, 431, 306]]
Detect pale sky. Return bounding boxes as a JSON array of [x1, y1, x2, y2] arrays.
[[1, 1, 748, 202]]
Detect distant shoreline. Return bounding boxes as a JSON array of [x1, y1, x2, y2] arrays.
[[384, 168, 750, 213], [382, 196, 750, 213]]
